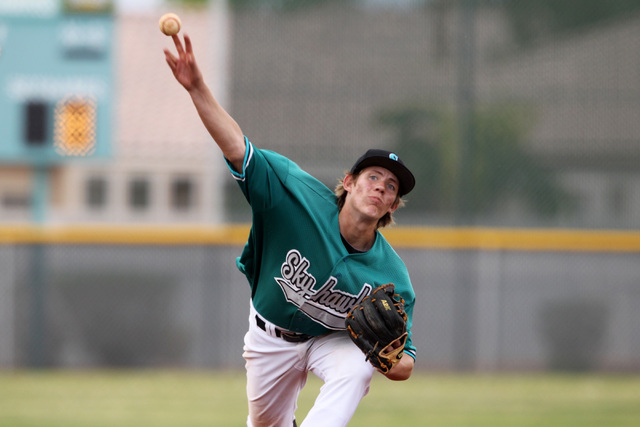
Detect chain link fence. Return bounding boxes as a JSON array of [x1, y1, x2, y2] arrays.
[[1, 0, 639, 371], [1, 242, 639, 371], [227, 0, 640, 229]]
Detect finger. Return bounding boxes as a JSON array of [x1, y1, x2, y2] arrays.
[[184, 34, 193, 54], [184, 34, 196, 65], [172, 34, 185, 57], [163, 48, 177, 62], [163, 49, 177, 69], [164, 56, 176, 72]]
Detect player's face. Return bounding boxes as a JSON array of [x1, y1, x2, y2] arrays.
[[344, 166, 400, 220]]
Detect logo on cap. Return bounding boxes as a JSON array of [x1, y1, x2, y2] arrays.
[[389, 153, 399, 161]]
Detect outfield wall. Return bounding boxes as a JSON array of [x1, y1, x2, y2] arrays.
[[1, 226, 638, 371]]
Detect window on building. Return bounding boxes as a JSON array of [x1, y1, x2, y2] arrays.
[[171, 178, 194, 210], [24, 101, 49, 145], [86, 177, 107, 209], [2, 193, 30, 209], [129, 178, 150, 210]]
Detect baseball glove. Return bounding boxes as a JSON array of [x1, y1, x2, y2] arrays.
[[345, 283, 408, 374]]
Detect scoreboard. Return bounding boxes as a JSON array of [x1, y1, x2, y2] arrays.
[[0, 0, 114, 165]]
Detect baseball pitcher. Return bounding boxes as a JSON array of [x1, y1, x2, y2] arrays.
[[164, 32, 417, 427]]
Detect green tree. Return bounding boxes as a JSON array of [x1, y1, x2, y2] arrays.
[[167, 0, 209, 7], [376, 103, 573, 219]]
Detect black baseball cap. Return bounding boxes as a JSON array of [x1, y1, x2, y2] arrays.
[[350, 149, 415, 196]]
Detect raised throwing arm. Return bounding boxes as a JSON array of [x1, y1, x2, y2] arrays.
[[164, 34, 246, 170]]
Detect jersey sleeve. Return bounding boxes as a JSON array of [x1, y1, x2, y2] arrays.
[[224, 137, 290, 211], [225, 136, 254, 181], [402, 288, 417, 360]]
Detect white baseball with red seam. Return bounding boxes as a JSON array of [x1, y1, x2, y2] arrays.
[[159, 13, 181, 36]]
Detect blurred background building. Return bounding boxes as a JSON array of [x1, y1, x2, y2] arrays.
[[0, 0, 639, 372], [0, 0, 228, 224]]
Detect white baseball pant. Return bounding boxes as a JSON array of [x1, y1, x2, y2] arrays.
[[244, 302, 375, 427]]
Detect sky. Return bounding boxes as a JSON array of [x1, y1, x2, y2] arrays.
[[114, 0, 427, 13], [116, 0, 162, 13]]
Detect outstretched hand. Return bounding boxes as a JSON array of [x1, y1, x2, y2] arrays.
[[164, 34, 203, 92]]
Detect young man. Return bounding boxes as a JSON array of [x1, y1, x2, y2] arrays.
[[164, 34, 416, 427]]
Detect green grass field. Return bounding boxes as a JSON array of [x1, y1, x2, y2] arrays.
[[1, 370, 639, 426]]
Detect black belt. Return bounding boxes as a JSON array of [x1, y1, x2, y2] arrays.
[[255, 315, 314, 343]]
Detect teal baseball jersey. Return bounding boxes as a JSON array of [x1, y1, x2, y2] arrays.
[[227, 138, 417, 359]]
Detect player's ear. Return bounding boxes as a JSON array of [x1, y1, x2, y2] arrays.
[[343, 173, 355, 192], [389, 199, 399, 213]]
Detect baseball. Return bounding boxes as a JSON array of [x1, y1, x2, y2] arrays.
[[159, 13, 181, 36]]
